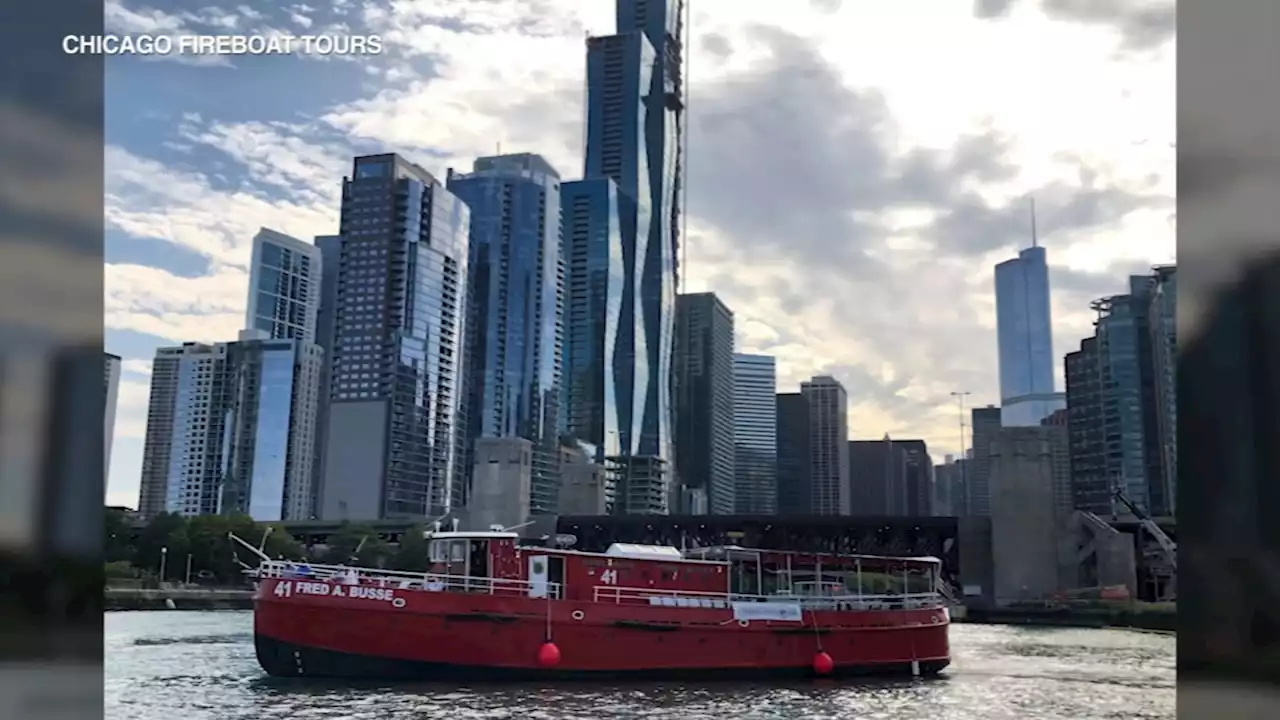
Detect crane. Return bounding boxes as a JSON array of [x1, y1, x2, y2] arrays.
[[1113, 488, 1177, 571]]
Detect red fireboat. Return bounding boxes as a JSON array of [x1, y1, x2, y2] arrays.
[[246, 528, 951, 680]]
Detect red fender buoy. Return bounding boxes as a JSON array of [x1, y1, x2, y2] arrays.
[[812, 651, 834, 675], [537, 641, 562, 667]]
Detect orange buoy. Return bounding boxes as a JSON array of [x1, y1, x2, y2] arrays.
[[812, 651, 834, 675], [537, 641, 562, 667]]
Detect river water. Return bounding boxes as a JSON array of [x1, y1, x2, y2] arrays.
[[105, 611, 1174, 720]]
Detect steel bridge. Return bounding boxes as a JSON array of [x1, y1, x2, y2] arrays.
[[553, 514, 963, 584]]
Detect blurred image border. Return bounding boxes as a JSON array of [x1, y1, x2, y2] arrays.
[[1177, 2, 1280, 715], [0, 3, 106, 720]]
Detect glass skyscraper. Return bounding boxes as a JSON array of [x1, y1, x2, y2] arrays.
[[138, 337, 322, 522], [1065, 268, 1177, 516], [673, 292, 735, 514], [581, 0, 683, 477], [994, 244, 1064, 426], [447, 153, 564, 515], [319, 154, 470, 520], [246, 228, 322, 344], [732, 354, 778, 514]]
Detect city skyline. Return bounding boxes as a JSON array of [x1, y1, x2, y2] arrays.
[[102, 0, 1174, 508]]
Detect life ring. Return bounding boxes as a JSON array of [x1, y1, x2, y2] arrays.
[[392, 597, 406, 609], [572, 610, 585, 621], [738, 619, 750, 628], [930, 614, 940, 624]]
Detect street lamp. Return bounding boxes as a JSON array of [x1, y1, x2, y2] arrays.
[[159, 546, 168, 584]]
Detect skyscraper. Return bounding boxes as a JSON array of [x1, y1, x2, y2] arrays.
[[312, 234, 342, 513], [447, 153, 565, 516], [849, 436, 908, 515], [775, 393, 812, 515], [582, 0, 682, 491], [894, 438, 934, 516], [994, 220, 1064, 426], [1146, 266, 1177, 513], [245, 228, 323, 343], [561, 178, 629, 463], [732, 354, 777, 514], [1064, 270, 1174, 516], [672, 293, 735, 513], [105, 352, 121, 475], [319, 154, 470, 520], [136, 337, 323, 521], [800, 375, 850, 515], [968, 405, 1002, 517]]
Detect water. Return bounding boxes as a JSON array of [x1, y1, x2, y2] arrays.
[[106, 611, 1175, 720]]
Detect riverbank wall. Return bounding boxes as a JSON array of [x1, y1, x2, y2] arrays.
[[105, 587, 253, 611], [955, 604, 1176, 632]]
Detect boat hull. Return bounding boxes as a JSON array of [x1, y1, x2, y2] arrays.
[[255, 631, 948, 680], [253, 579, 950, 680]]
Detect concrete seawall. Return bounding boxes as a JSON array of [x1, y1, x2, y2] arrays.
[[956, 605, 1176, 632], [105, 587, 254, 611]]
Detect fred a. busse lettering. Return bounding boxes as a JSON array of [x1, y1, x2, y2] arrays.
[[276, 580, 396, 602]]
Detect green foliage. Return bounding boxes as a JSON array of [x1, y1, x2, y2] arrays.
[[104, 560, 139, 580], [117, 509, 316, 587], [390, 524, 432, 572], [318, 523, 391, 567], [108, 509, 437, 584], [105, 507, 135, 563]]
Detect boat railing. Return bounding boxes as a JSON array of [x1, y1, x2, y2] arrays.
[[257, 560, 562, 599], [592, 585, 944, 611]]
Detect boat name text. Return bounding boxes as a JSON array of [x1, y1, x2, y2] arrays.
[[272, 580, 397, 602]]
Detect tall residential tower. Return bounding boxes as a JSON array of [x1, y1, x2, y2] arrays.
[[319, 154, 470, 521], [447, 153, 565, 516], [732, 354, 778, 514], [245, 228, 323, 343], [576, 0, 684, 509], [673, 292, 735, 514], [801, 375, 850, 515]]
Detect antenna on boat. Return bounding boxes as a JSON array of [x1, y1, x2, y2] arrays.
[[502, 520, 536, 533]]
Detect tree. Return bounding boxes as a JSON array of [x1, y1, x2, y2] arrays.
[[104, 508, 135, 563], [262, 525, 306, 562], [390, 524, 432, 572], [319, 523, 390, 567], [135, 513, 186, 580]]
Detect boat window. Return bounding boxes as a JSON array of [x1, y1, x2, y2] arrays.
[[449, 540, 467, 563], [428, 540, 448, 563]]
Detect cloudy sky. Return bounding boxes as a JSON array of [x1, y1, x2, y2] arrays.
[[103, 0, 1175, 509]]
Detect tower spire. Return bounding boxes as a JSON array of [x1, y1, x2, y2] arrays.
[[1030, 197, 1038, 248]]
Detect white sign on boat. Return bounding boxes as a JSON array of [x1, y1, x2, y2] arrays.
[[731, 602, 803, 623]]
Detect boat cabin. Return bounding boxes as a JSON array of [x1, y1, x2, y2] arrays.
[[420, 531, 942, 608]]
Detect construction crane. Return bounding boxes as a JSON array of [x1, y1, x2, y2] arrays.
[[1113, 488, 1177, 572]]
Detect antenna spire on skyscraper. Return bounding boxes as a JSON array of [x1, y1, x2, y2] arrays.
[[1030, 196, 1038, 248]]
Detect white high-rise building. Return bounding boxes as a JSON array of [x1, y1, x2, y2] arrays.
[[801, 375, 851, 515], [136, 337, 323, 521], [246, 228, 323, 343], [104, 353, 121, 478], [732, 354, 777, 514]]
